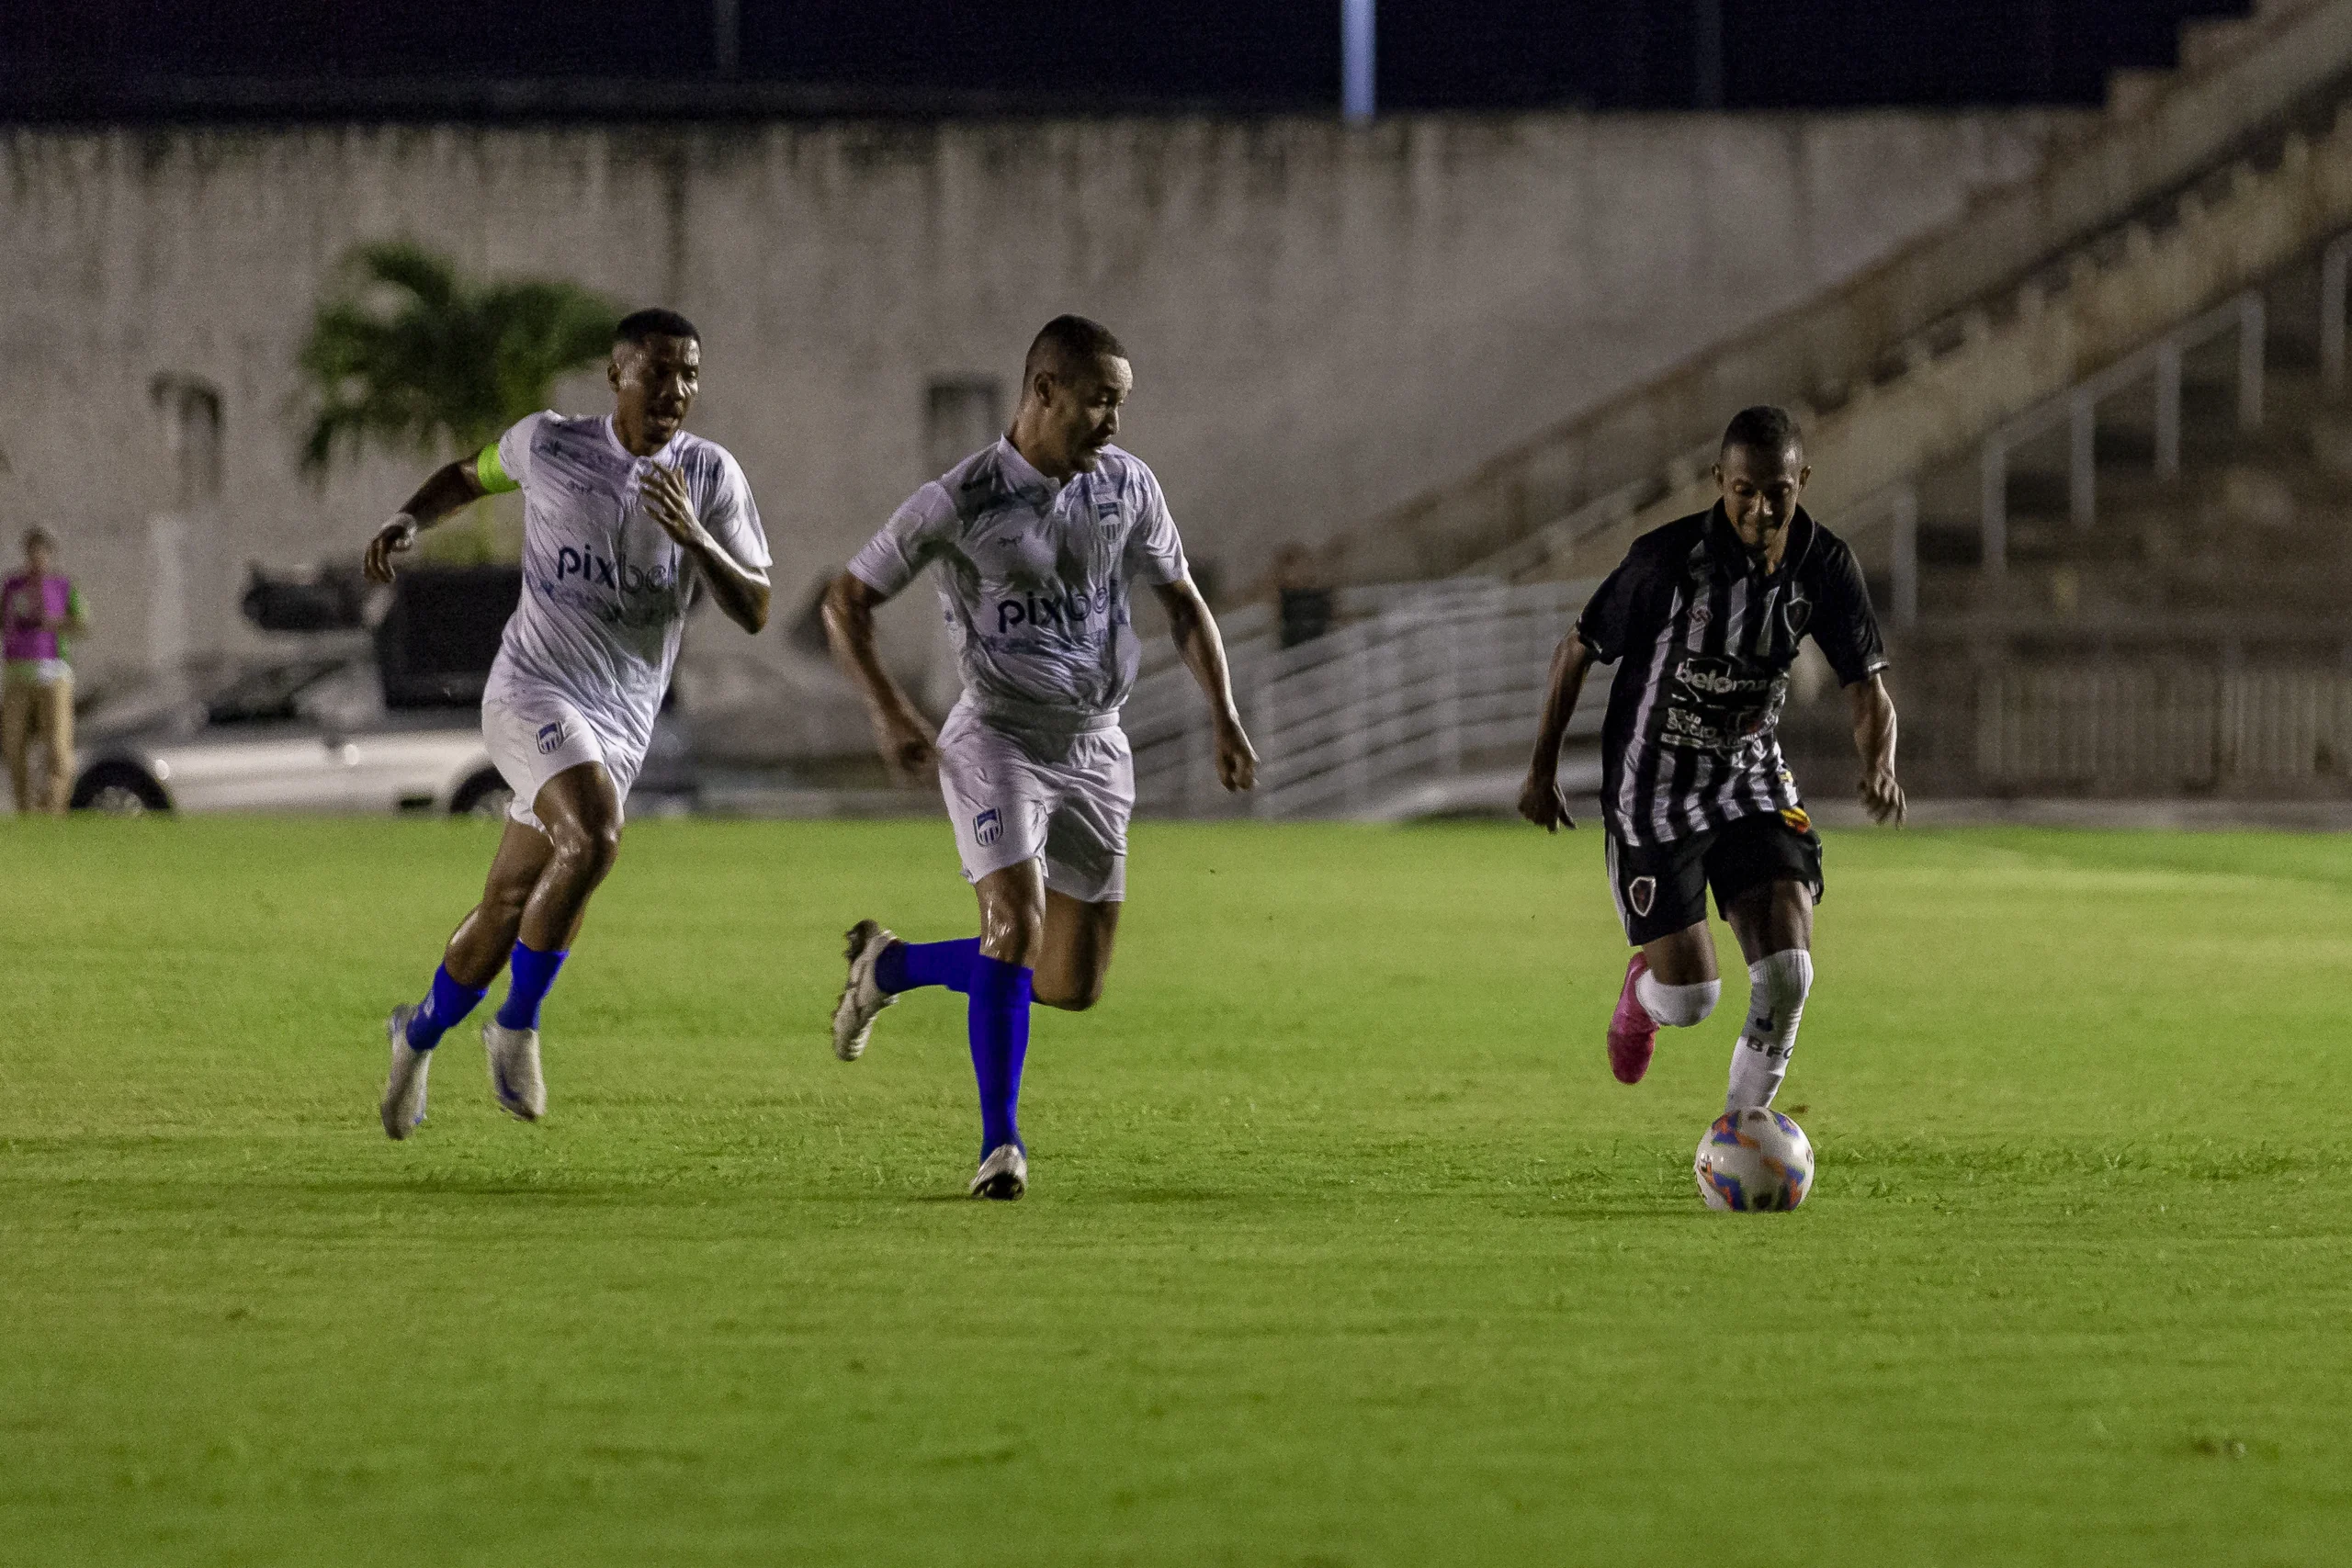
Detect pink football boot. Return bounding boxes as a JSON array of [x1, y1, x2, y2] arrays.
[[1607, 953, 1658, 1085]]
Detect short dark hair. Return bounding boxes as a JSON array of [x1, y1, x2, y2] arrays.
[[615, 308, 699, 347], [1721, 405, 1804, 458], [23, 525, 55, 550], [1024, 314, 1127, 383]]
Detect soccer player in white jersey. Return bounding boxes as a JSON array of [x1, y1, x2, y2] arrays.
[[824, 315, 1257, 1199], [361, 309, 772, 1139]]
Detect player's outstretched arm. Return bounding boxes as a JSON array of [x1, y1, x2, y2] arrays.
[[1151, 578, 1256, 792], [362, 457, 492, 584], [1520, 632, 1596, 832], [1847, 672, 1905, 825], [640, 465, 770, 634], [821, 572, 938, 784]]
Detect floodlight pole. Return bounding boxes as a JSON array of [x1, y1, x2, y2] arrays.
[[1694, 0, 1724, 109], [714, 0, 740, 78], [1342, 0, 1375, 124]]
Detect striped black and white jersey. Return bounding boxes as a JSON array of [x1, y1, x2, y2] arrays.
[[1577, 504, 1887, 847]]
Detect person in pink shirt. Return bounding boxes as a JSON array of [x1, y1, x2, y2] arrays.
[[2, 527, 90, 815]]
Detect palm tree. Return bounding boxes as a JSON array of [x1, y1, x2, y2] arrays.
[[297, 243, 618, 558]]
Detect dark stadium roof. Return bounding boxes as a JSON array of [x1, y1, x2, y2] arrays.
[[2, 1, 2257, 123]]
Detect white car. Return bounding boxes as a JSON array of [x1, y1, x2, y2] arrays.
[[70, 650, 694, 816]]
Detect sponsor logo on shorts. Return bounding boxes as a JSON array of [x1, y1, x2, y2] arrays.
[[1628, 875, 1657, 918], [536, 720, 570, 755], [1780, 807, 1812, 832], [973, 807, 1001, 847]]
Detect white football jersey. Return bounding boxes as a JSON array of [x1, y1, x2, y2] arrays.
[[483, 412, 769, 766], [847, 437, 1188, 733]]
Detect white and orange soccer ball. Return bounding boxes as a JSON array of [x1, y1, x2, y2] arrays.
[[1694, 1108, 1815, 1212]]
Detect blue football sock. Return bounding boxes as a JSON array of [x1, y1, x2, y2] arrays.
[[876, 937, 980, 996], [405, 964, 488, 1051], [495, 942, 568, 1031], [966, 954, 1033, 1157]]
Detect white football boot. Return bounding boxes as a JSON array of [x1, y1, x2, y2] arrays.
[[379, 1005, 432, 1140], [481, 1018, 547, 1122], [831, 919, 899, 1062], [969, 1143, 1028, 1201]]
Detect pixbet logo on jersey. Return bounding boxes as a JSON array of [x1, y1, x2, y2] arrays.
[[553, 547, 675, 594], [996, 587, 1111, 637]]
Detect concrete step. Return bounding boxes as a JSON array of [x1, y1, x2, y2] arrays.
[[1333, 0, 2352, 584], [1916, 553, 2352, 617]]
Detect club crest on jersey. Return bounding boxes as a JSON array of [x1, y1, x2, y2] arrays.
[[973, 807, 1002, 847], [536, 720, 570, 755], [1094, 497, 1121, 534], [1784, 590, 1813, 637], [1627, 875, 1657, 918]]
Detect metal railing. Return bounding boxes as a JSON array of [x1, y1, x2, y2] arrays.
[[1127, 231, 2349, 819], [1826, 484, 1921, 626], [1129, 579, 1599, 819], [1977, 290, 2265, 571], [1977, 665, 2352, 788]]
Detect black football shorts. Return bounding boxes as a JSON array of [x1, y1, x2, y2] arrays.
[[1603, 808, 1826, 946]]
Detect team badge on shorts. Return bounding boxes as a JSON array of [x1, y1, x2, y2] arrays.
[[536, 720, 570, 755], [1780, 806, 1812, 832], [973, 807, 1002, 847], [1627, 875, 1657, 918]]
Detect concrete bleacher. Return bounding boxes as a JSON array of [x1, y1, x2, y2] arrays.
[[1327, 0, 2352, 587], [1306, 0, 2352, 806], [1856, 242, 2352, 800]]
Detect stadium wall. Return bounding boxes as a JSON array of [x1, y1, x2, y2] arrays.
[[0, 113, 2066, 686]]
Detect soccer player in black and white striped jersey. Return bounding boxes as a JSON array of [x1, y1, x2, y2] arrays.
[[1519, 407, 1904, 1114]]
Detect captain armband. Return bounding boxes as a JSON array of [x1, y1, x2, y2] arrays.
[[474, 443, 521, 495]]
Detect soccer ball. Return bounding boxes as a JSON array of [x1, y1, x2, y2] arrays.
[[1693, 1108, 1815, 1212]]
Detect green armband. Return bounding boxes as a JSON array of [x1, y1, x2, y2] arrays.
[[475, 442, 519, 495]]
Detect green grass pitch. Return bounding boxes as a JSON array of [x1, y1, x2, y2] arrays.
[[3, 816, 2347, 1565]]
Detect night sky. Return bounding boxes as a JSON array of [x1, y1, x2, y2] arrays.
[[3, 1, 2254, 118]]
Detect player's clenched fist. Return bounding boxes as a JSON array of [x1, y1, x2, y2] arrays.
[[1859, 764, 1905, 826], [1518, 769, 1575, 832], [877, 713, 939, 783], [1214, 721, 1257, 793], [364, 513, 419, 584]]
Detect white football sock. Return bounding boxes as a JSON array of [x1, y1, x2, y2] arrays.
[[1727, 949, 1812, 1111], [1634, 972, 1720, 1028]]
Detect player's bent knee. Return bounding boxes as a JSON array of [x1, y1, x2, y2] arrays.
[[979, 914, 1044, 967], [1644, 977, 1721, 1028], [551, 818, 623, 880], [1035, 968, 1106, 1010], [1756, 950, 1813, 1011]]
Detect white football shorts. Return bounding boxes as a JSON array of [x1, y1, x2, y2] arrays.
[[481, 688, 643, 833], [935, 703, 1133, 904]]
